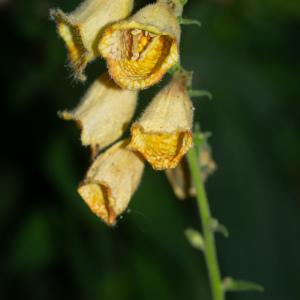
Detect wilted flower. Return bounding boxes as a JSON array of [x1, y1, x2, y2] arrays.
[[60, 73, 137, 155], [78, 140, 144, 226], [128, 75, 193, 170], [99, 2, 180, 90], [50, 0, 134, 81]]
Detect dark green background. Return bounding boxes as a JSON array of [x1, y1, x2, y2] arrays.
[[1, 0, 299, 299]]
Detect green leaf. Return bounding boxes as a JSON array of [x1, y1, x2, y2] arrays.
[[178, 17, 202, 27], [184, 228, 205, 251], [188, 89, 213, 100], [210, 218, 229, 238], [223, 277, 264, 293]]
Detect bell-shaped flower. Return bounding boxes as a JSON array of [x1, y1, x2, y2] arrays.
[[98, 2, 180, 90], [60, 73, 138, 155], [128, 75, 193, 170], [78, 140, 144, 226]]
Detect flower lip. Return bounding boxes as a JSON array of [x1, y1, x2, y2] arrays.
[[129, 124, 193, 170], [78, 181, 117, 226], [51, 9, 88, 81]]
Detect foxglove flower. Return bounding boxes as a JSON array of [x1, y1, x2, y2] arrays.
[[78, 140, 144, 225], [128, 75, 193, 170], [99, 2, 180, 90], [50, 0, 134, 81], [60, 73, 138, 155]]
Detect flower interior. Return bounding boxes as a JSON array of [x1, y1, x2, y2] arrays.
[[100, 27, 178, 89]]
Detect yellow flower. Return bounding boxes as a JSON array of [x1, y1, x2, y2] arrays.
[[60, 73, 137, 156], [50, 0, 134, 81], [78, 140, 144, 226], [128, 75, 193, 170], [98, 2, 180, 90]]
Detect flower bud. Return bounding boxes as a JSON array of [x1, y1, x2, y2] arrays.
[[199, 145, 217, 182], [165, 158, 194, 200], [60, 73, 137, 154], [78, 140, 144, 226], [98, 3, 180, 90], [166, 144, 217, 199], [50, 0, 134, 81], [128, 76, 193, 170]]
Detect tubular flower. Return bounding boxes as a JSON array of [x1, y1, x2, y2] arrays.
[[128, 76, 194, 170], [78, 140, 144, 226], [60, 73, 137, 155], [98, 2, 180, 90], [50, 0, 134, 81]]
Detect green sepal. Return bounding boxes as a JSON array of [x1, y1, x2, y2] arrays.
[[188, 89, 213, 100], [178, 17, 201, 27]]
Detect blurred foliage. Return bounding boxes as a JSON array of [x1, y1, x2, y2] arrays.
[[0, 0, 300, 300]]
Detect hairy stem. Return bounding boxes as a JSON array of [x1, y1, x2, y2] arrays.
[[187, 146, 224, 300]]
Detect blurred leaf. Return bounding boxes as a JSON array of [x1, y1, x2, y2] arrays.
[[179, 17, 202, 27], [180, 0, 188, 7], [223, 277, 264, 293], [9, 213, 54, 274], [210, 218, 229, 238]]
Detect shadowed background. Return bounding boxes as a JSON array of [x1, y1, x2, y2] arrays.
[[1, 0, 299, 299]]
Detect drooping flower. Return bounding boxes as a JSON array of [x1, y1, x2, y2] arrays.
[[50, 0, 134, 81], [128, 75, 193, 170], [78, 140, 144, 226], [98, 2, 180, 90], [60, 73, 137, 155]]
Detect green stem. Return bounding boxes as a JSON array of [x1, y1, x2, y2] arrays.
[[187, 146, 224, 300]]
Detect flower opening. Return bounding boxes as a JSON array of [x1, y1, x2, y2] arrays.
[[78, 140, 144, 226], [99, 3, 180, 90], [50, 0, 134, 81]]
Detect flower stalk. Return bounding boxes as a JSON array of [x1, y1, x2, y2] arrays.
[[186, 136, 224, 300]]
